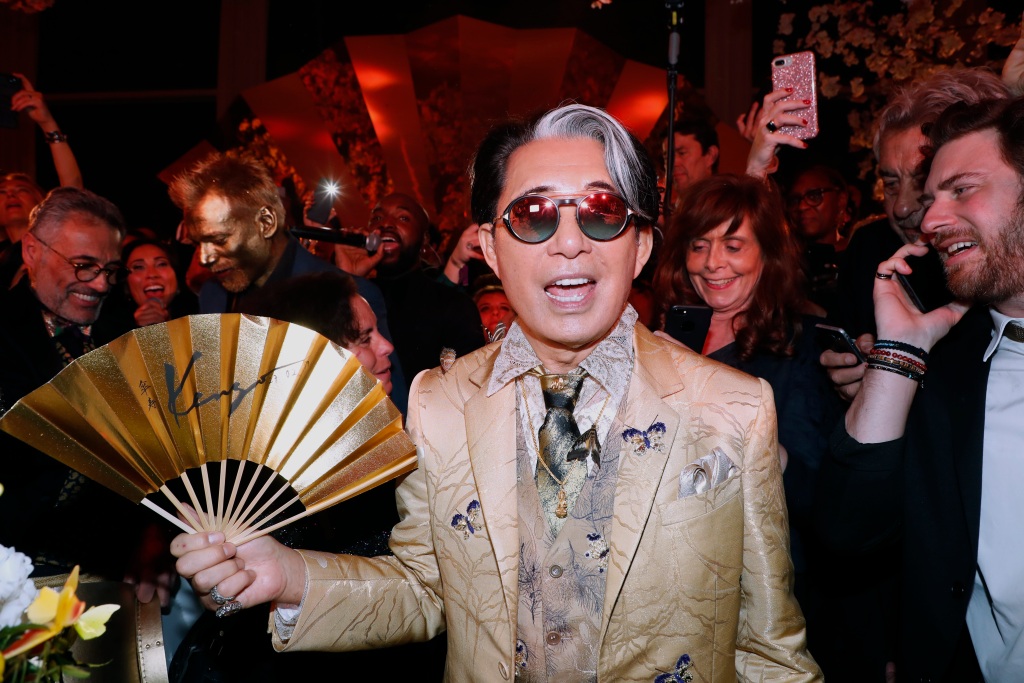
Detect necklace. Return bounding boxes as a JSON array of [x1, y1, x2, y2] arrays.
[[518, 375, 610, 518]]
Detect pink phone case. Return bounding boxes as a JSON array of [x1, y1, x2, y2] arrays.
[[770, 51, 819, 139]]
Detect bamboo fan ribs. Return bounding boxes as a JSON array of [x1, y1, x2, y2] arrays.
[[0, 314, 417, 544]]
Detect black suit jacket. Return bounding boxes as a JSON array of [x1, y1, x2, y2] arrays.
[[0, 279, 139, 577], [197, 235, 409, 414], [817, 306, 991, 680]]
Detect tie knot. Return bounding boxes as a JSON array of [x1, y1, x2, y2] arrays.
[[538, 370, 585, 410]]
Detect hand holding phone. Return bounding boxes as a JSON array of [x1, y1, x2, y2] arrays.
[[306, 179, 339, 225], [770, 51, 819, 140], [0, 72, 21, 129], [814, 323, 866, 364]]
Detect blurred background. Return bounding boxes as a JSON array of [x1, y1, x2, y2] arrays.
[[1, 0, 1020, 244]]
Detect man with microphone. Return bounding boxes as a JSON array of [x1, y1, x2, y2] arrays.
[[167, 153, 407, 411]]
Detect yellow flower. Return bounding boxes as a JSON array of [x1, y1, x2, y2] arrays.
[[2, 566, 118, 660], [75, 603, 120, 640], [4, 570, 83, 659]]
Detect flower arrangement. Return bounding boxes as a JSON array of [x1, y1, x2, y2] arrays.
[[0, 539, 118, 681]]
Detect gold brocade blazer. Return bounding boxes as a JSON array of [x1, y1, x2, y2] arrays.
[[274, 326, 822, 682]]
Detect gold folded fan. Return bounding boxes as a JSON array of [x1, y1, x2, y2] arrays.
[[0, 314, 417, 545]]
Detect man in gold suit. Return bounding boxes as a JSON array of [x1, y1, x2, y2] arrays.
[[172, 103, 820, 682]]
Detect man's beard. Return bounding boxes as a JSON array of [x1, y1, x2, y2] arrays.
[[943, 204, 1024, 304]]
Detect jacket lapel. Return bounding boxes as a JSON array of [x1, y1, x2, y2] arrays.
[[601, 328, 684, 632], [464, 359, 520, 637], [943, 307, 992, 555]]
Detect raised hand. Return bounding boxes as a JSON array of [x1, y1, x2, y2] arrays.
[[744, 89, 811, 180]]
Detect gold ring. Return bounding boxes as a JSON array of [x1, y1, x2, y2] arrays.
[[875, 272, 893, 280]]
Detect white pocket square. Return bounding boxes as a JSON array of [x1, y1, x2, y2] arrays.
[[678, 447, 738, 498]]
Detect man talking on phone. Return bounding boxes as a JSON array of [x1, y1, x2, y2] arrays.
[[818, 95, 1024, 681]]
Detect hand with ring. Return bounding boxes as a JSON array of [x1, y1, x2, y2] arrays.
[[872, 243, 969, 350], [210, 584, 235, 605], [743, 89, 812, 180], [170, 523, 308, 617]]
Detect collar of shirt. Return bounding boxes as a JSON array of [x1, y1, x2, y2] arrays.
[[983, 308, 1024, 362], [489, 304, 638, 477], [488, 304, 638, 397]]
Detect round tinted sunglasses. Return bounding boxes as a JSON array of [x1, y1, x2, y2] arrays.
[[498, 192, 636, 244]]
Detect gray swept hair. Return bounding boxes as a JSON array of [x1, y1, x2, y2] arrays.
[[29, 186, 126, 242], [873, 67, 1009, 159], [470, 102, 660, 229]]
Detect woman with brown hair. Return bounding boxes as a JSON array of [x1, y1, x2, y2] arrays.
[[653, 173, 843, 645]]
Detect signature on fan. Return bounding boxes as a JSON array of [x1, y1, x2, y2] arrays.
[[164, 351, 307, 421]]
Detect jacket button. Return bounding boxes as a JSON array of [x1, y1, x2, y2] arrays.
[[498, 662, 509, 679], [951, 581, 966, 597], [546, 631, 561, 645], [549, 564, 563, 578]]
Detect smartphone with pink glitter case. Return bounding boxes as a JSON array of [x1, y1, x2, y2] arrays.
[[771, 51, 819, 139]]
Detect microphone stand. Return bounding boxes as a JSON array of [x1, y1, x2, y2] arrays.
[[662, 0, 684, 228]]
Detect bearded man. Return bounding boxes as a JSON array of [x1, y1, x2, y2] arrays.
[[818, 96, 1024, 681]]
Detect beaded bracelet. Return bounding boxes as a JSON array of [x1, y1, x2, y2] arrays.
[[868, 349, 927, 372], [873, 339, 929, 363]]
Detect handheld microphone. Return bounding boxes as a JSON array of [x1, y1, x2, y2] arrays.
[[291, 226, 382, 254]]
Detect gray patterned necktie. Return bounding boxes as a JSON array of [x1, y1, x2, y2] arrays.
[[535, 369, 588, 535]]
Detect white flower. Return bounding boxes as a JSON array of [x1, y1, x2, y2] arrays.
[[0, 544, 37, 629]]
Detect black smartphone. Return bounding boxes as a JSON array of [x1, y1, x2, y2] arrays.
[[0, 73, 21, 129], [896, 273, 927, 313], [306, 179, 338, 225], [814, 323, 866, 363], [664, 305, 713, 352]]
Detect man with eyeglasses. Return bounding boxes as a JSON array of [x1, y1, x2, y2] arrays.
[[0, 186, 144, 582], [171, 103, 819, 681]]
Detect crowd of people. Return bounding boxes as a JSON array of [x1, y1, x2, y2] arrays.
[[1, 21, 1024, 681]]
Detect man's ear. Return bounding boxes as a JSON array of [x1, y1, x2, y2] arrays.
[[479, 223, 502, 279], [706, 145, 720, 167], [21, 232, 39, 273], [633, 226, 654, 279], [257, 206, 278, 239]]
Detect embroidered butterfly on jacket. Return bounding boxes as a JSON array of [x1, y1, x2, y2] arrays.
[[622, 421, 667, 456], [654, 653, 693, 683], [451, 499, 481, 540]]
